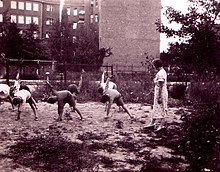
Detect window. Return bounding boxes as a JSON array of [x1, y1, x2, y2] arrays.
[[46, 5, 53, 12], [0, 1, 3, 8], [73, 22, 77, 29], [95, 0, 98, 7], [78, 19, 84, 24], [0, 14, 3, 22], [33, 31, 38, 39], [73, 8, 77, 16], [79, 10, 85, 15], [72, 36, 76, 43], [18, 15, 24, 24], [26, 2, 32, 11], [46, 18, 53, 25], [95, 14, 98, 22], [90, 15, 94, 23], [67, 7, 70, 15], [33, 17, 39, 25], [11, 1, 17, 9], [79, 10, 85, 24], [45, 32, 50, 38], [18, 2, 24, 10], [26, 16, 31, 24], [33, 3, 39, 11], [91, 0, 94, 7], [11, 15, 17, 23]]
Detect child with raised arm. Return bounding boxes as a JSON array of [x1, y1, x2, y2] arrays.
[[67, 69, 85, 97], [100, 76, 134, 119], [99, 70, 117, 90], [46, 81, 83, 121]]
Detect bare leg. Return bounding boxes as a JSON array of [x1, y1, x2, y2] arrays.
[[121, 105, 133, 119], [16, 104, 21, 121], [29, 103, 38, 121], [73, 107, 83, 120], [30, 97, 37, 109], [8, 96, 14, 109], [57, 102, 64, 121]]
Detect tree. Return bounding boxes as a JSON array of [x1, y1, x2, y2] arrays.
[[48, 7, 112, 71], [157, 0, 220, 75], [22, 23, 50, 60]]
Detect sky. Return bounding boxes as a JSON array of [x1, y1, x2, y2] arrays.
[[59, 0, 65, 22], [160, 0, 189, 52]]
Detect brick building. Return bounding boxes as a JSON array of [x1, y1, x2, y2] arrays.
[[0, 0, 99, 39]]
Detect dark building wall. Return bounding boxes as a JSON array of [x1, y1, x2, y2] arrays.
[[99, 0, 161, 66]]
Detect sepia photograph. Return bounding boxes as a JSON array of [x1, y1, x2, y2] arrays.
[[0, 0, 220, 171]]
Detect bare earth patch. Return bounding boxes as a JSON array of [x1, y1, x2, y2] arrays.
[[0, 101, 187, 171]]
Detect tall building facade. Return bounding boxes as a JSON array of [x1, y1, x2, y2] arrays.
[[99, 0, 161, 67], [0, 0, 99, 39], [0, 0, 161, 67]]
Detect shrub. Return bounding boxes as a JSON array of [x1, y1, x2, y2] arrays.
[[177, 82, 220, 171], [169, 84, 186, 99]]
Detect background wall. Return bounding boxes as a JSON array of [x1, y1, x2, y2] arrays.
[[99, 0, 161, 66]]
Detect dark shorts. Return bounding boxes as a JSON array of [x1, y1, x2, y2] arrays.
[[113, 95, 124, 106], [27, 97, 34, 104], [63, 92, 75, 107]]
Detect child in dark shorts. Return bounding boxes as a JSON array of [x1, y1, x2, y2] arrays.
[[46, 81, 83, 121], [100, 77, 133, 119]]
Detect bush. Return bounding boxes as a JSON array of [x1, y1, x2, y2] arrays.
[[177, 82, 220, 171], [169, 84, 186, 99]]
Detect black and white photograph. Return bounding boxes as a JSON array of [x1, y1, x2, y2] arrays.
[[0, 0, 220, 171]]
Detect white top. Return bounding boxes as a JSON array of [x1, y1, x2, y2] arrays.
[[0, 84, 10, 99], [100, 81, 117, 90], [14, 89, 31, 103]]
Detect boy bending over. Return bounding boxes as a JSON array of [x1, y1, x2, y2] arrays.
[[100, 77, 134, 119], [12, 89, 38, 121], [46, 81, 83, 121]]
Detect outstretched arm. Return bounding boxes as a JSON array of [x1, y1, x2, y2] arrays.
[[16, 72, 20, 80], [46, 81, 58, 96], [104, 77, 110, 91], [77, 69, 85, 93], [101, 70, 107, 84]]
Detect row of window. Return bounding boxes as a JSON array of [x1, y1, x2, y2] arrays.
[[0, 14, 82, 28], [0, 14, 38, 24], [0, 13, 97, 25], [11, 1, 39, 11], [7, 1, 86, 18], [90, 14, 98, 23]]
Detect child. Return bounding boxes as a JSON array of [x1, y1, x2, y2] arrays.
[[12, 89, 38, 121], [100, 77, 134, 119], [67, 69, 85, 97], [99, 70, 117, 90], [46, 81, 83, 121]]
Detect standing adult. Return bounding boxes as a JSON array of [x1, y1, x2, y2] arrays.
[[145, 58, 168, 131]]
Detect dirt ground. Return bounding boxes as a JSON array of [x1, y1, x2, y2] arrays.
[[0, 100, 187, 172]]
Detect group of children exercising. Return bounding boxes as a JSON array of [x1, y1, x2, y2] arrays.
[[6, 69, 133, 122], [1, 58, 168, 131]]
